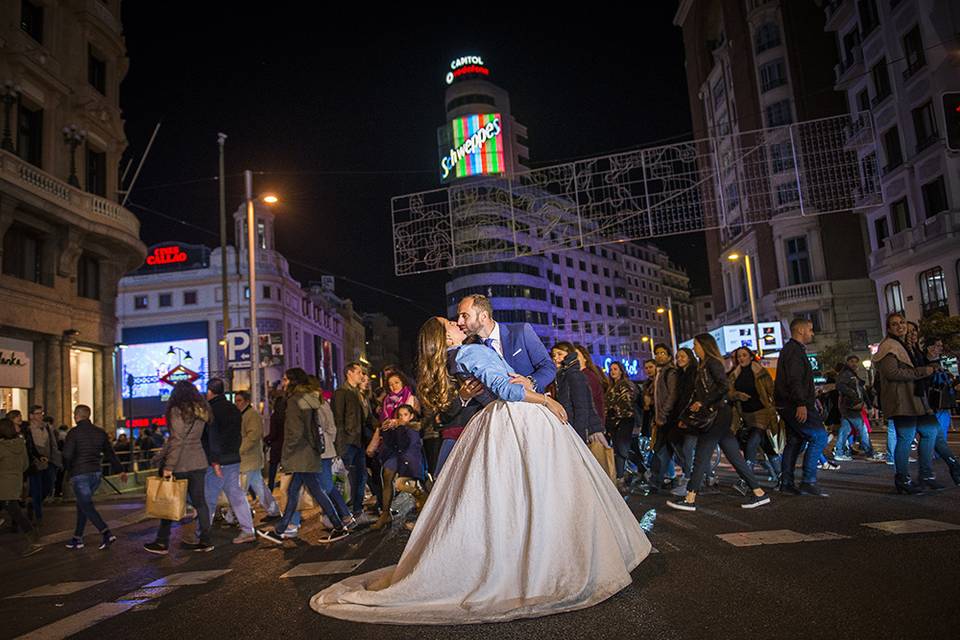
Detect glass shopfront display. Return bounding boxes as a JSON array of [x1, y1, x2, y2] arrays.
[[70, 347, 96, 417], [0, 336, 33, 416]]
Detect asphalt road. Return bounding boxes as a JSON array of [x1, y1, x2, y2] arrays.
[[3, 440, 959, 640]]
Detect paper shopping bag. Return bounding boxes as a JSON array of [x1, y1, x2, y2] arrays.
[[145, 476, 188, 521], [588, 440, 617, 482]]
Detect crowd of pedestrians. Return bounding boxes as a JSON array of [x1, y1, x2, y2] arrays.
[[1, 298, 957, 560]]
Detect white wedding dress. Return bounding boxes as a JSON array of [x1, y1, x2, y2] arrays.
[[311, 346, 651, 625]]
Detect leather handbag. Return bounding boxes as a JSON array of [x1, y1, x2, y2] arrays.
[[679, 402, 718, 432]]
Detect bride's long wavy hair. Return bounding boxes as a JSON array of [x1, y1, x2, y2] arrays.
[[417, 317, 455, 417]]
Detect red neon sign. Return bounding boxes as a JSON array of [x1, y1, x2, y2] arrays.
[[146, 245, 188, 266]]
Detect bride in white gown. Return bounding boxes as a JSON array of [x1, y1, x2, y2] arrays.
[[310, 317, 651, 625]]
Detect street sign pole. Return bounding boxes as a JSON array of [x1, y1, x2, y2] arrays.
[[245, 170, 260, 413]]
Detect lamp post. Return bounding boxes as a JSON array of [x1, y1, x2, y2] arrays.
[[727, 252, 762, 357], [217, 134, 230, 385], [166, 345, 193, 367], [62, 125, 86, 187], [656, 298, 678, 356], [1, 81, 20, 152]]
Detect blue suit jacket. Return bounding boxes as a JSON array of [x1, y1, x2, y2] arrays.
[[496, 323, 557, 393]]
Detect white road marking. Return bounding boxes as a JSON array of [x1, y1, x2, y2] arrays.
[[7, 581, 107, 599], [14, 602, 136, 640], [37, 509, 149, 546], [143, 569, 232, 587], [280, 560, 365, 578], [716, 529, 850, 547], [862, 519, 960, 535], [115, 586, 178, 602]]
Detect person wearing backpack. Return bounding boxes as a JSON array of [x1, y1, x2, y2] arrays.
[[257, 368, 350, 545]]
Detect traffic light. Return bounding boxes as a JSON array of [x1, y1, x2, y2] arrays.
[[944, 92, 960, 152]]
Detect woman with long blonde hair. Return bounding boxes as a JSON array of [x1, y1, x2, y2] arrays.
[[311, 316, 651, 625]]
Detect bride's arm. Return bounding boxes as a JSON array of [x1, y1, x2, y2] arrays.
[[457, 345, 567, 422]]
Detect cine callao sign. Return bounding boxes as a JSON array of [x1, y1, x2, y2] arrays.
[[439, 113, 504, 181], [146, 245, 189, 266], [445, 55, 489, 85]]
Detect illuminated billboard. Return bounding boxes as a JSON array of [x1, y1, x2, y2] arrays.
[[120, 338, 209, 400], [438, 113, 504, 182]]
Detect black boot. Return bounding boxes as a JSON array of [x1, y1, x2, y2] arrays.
[[894, 474, 924, 495], [920, 477, 945, 492], [945, 457, 960, 486]]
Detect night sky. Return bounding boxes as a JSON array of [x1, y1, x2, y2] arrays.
[[119, 8, 702, 342]]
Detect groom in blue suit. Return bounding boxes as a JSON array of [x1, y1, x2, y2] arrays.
[[456, 294, 557, 393]]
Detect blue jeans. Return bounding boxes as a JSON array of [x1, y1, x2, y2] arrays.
[[435, 439, 457, 476], [835, 414, 873, 456], [205, 464, 254, 534], [28, 465, 56, 522], [779, 408, 828, 485], [71, 472, 108, 537], [892, 416, 937, 479], [274, 472, 343, 534], [341, 445, 368, 515], [226, 470, 280, 521], [319, 458, 350, 519], [886, 419, 896, 462]]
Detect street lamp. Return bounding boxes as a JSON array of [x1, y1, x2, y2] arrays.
[[727, 252, 762, 357], [656, 299, 678, 356], [62, 124, 86, 187], [166, 345, 193, 366]]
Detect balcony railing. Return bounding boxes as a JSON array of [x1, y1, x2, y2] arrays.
[[0, 149, 141, 239], [833, 46, 863, 86], [869, 210, 960, 271], [775, 281, 833, 305]]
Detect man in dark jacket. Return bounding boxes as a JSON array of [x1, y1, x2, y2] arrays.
[[774, 318, 828, 496], [203, 378, 255, 543], [834, 355, 876, 460], [62, 405, 125, 550], [332, 363, 368, 517]]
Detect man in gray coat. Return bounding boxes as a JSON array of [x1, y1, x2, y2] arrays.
[[332, 362, 368, 517]]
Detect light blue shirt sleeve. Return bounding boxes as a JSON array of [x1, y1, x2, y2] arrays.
[[455, 345, 526, 403]]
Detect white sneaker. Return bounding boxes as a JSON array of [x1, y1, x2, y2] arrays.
[[280, 526, 299, 539]]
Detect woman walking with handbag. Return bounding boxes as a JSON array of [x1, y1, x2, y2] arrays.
[[144, 381, 214, 554], [605, 362, 639, 486], [728, 347, 782, 493], [666, 334, 770, 512]]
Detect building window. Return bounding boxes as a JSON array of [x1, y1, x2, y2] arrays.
[[755, 22, 780, 53], [77, 254, 100, 300], [134, 295, 148, 310], [776, 183, 800, 207], [921, 176, 948, 219], [580, 280, 588, 292], [882, 127, 903, 171], [88, 45, 107, 95], [891, 198, 911, 233], [20, 0, 43, 43], [862, 152, 879, 193], [795, 311, 822, 333], [911, 101, 938, 152], [765, 100, 793, 127], [785, 236, 812, 285], [85, 146, 107, 196], [759, 58, 787, 93], [771, 142, 795, 173], [158, 293, 172, 307], [858, 0, 880, 36], [902, 25, 925, 80], [884, 282, 903, 315], [565, 257, 573, 268], [17, 103, 43, 168], [2, 224, 44, 284], [578, 260, 586, 271], [566, 277, 574, 288], [582, 300, 589, 312], [711, 77, 726, 109], [874, 216, 890, 248], [593, 283, 600, 295], [568, 298, 576, 310], [551, 254, 559, 264], [183, 290, 198, 305], [855, 89, 870, 112], [871, 58, 891, 103], [918, 267, 948, 316], [263, 285, 271, 299]]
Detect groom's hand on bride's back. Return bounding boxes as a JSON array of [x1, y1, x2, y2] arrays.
[[458, 378, 485, 402]]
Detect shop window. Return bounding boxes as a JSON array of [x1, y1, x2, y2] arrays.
[[70, 348, 95, 417]]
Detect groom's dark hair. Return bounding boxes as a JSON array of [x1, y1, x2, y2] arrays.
[[465, 294, 494, 320]]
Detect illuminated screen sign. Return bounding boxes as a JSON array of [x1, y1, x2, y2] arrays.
[[600, 357, 640, 378], [121, 338, 209, 400], [438, 113, 504, 182], [679, 322, 784, 355], [445, 55, 490, 85]]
